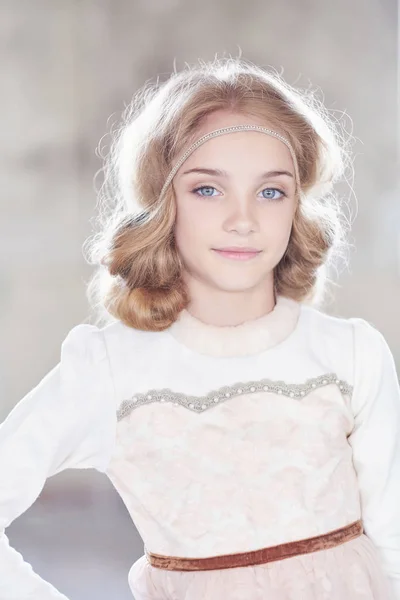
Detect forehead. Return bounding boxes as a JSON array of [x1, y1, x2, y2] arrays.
[[184, 131, 292, 166], [177, 111, 294, 174], [175, 136, 295, 183]]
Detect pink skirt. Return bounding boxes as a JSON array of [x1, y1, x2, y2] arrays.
[[127, 534, 393, 599]]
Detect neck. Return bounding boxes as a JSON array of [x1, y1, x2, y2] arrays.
[[167, 294, 301, 357], [184, 273, 276, 327]]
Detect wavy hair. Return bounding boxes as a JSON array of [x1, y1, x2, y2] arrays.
[[84, 57, 354, 331]]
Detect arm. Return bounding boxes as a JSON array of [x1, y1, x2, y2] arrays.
[[348, 317, 400, 598], [0, 324, 117, 600]]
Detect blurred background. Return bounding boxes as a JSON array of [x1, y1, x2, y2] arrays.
[[0, 0, 398, 598]]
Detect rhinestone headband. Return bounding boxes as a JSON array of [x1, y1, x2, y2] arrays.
[[158, 125, 301, 201]]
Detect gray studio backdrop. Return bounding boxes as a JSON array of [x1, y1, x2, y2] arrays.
[[0, 1, 398, 599]]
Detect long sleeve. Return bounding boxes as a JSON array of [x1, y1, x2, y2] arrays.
[[0, 324, 117, 600], [348, 317, 400, 598]]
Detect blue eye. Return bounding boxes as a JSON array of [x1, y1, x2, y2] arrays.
[[191, 185, 286, 200], [259, 188, 286, 201], [192, 186, 219, 197]]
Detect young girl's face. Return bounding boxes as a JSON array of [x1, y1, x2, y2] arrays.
[[172, 110, 297, 297]]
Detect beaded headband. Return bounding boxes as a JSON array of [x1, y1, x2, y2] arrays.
[[158, 124, 301, 201]]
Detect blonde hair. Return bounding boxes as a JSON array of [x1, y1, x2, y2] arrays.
[[84, 57, 353, 331]]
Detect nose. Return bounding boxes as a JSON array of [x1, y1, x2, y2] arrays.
[[222, 195, 259, 235]]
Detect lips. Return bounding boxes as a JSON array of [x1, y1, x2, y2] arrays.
[[212, 248, 262, 261], [213, 247, 261, 253]]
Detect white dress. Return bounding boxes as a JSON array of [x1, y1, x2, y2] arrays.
[[0, 295, 399, 599]]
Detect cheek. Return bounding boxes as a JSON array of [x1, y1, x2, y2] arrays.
[[259, 212, 293, 259], [174, 209, 208, 252], [262, 204, 294, 234]]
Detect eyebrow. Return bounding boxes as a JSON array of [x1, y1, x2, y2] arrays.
[[181, 167, 294, 180]]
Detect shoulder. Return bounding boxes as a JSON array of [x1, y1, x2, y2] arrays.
[[59, 323, 119, 415], [297, 302, 389, 382], [346, 315, 388, 351], [61, 323, 109, 366], [100, 317, 168, 359], [60, 319, 160, 381], [61, 319, 157, 356], [299, 301, 384, 349], [298, 301, 393, 385], [346, 316, 396, 395], [298, 301, 354, 354]]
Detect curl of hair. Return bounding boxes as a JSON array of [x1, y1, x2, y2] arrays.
[[84, 56, 354, 331]]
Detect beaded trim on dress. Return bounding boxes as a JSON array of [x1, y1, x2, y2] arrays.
[[116, 373, 353, 421]]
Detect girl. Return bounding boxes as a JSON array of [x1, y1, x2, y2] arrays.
[[0, 58, 399, 600]]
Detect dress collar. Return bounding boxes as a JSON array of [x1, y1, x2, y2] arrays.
[[167, 294, 301, 357]]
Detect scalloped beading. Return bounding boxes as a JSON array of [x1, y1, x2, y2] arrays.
[[116, 373, 353, 421]]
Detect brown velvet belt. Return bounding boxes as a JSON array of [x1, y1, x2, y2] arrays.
[[145, 519, 363, 571]]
